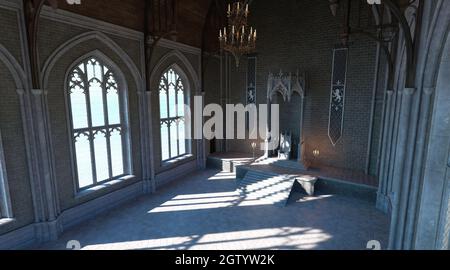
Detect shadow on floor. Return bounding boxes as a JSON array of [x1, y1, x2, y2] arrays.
[[38, 170, 390, 250]]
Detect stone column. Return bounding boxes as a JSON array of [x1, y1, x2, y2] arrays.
[[29, 89, 61, 241], [139, 90, 155, 193], [376, 90, 394, 213], [264, 96, 271, 158], [383, 0, 450, 250], [195, 93, 206, 169], [297, 92, 307, 169], [388, 87, 415, 250]]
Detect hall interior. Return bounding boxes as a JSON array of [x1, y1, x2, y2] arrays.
[[0, 0, 449, 250]]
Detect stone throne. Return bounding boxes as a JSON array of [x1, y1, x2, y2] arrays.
[[264, 70, 308, 169], [278, 132, 292, 160]]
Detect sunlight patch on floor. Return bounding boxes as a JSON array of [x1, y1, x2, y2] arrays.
[[148, 191, 334, 213], [81, 227, 332, 250], [207, 172, 237, 180], [170, 191, 239, 200]]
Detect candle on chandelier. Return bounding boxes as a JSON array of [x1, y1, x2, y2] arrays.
[[245, 4, 249, 15], [228, 4, 231, 14], [232, 28, 235, 43]]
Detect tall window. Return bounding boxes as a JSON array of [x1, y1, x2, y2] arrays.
[[0, 130, 12, 219], [67, 57, 130, 190], [159, 68, 189, 161]]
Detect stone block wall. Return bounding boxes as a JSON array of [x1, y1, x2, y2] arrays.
[[0, 1, 213, 245], [225, 0, 383, 174]]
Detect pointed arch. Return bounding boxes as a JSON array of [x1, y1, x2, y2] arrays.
[[64, 49, 130, 97], [0, 45, 24, 219], [157, 65, 192, 162], [0, 44, 27, 90], [41, 31, 143, 91], [64, 50, 133, 191], [421, 1, 450, 89], [150, 50, 200, 93]]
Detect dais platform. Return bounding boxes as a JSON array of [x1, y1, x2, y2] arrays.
[[207, 152, 378, 206]]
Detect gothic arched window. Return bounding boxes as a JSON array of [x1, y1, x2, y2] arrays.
[[159, 68, 189, 162], [67, 57, 131, 190]]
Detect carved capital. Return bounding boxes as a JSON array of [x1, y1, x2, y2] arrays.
[[404, 87, 416, 95], [16, 89, 26, 96], [31, 88, 48, 96], [423, 87, 435, 95]]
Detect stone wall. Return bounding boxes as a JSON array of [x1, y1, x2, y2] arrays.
[[225, 0, 382, 174], [0, 5, 35, 236], [0, 1, 212, 246]]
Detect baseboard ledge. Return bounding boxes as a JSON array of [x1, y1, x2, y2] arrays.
[[0, 180, 144, 250], [1, 162, 202, 250]]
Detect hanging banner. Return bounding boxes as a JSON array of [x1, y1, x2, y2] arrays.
[[246, 55, 257, 105], [246, 55, 257, 133], [328, 48, 348, 146]]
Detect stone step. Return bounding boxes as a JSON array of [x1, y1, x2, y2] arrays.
[[237, 170, 297, 207]]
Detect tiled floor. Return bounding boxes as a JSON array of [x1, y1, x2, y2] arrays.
[[38, 169, 389, 250]]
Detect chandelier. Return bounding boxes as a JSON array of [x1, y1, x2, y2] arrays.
[[219, 1, 257, 67]]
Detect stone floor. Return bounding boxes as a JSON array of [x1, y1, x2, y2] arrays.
[[38, 169, 390, 250]]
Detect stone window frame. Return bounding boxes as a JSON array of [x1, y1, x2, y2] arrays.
[[158, 65, 192, 163], [65, 53, 133, 193], [0, 129, 13, 220]]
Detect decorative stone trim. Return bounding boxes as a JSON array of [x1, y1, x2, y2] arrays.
[[267, 70, 306, 102], [0, 0, 21, 11], [148, 36, 201, 56], [40, 5, 144, 41], [0, 180, 144, 249], [41, 31, 144, 91], [0, 44, 27, 89], [149, 50, 201, 92]]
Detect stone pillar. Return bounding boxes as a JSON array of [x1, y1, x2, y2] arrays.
[[264, 97, 271, 158], [140, 90, 155, 193], [376, 90, 394, 213], [297, 92, 307, 169], [28, 89, 61, 241], [388, 87, 415, 250], [380, 0, 450, 250], [195, 93, 206, 169]]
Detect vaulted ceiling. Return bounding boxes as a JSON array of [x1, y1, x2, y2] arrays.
[[53, 0, 217, 49], [50, 0, 412, 51]]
